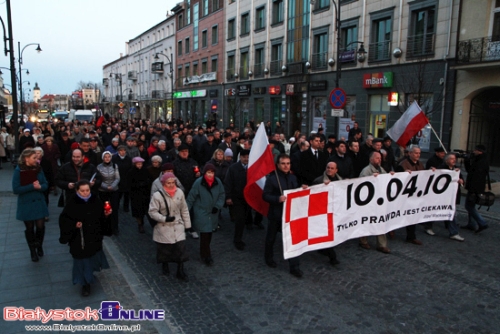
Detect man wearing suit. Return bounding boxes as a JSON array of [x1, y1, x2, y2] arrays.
[[218, 132, 238, 162], [299, 134, 328, 185]]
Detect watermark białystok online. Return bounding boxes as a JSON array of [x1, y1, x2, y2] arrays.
[[3, 301, 165, 323], [25, 324, 141, 332]]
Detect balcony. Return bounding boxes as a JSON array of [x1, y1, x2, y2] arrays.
[[127, 93, 136, 101], [270, 59, 282, 76], [368, 40, 391, 62], [128, 71, 137, 81], [102, 78, 109, 86], [151, 90, 165, 99], [406, 33, 435, 58], [311, 52, 328, 70], [226, 69, 236, 81], [115, 95, 123, 101], [239, 66, 249, 80], [287, 61, 305, 75], [457, 36, 500, 64]]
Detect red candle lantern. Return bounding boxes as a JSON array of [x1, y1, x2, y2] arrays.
[[104, 201, 111, 214]]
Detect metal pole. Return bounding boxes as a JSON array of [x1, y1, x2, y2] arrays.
[[6, 0, 20, 152], [334, 0, 341, 88]]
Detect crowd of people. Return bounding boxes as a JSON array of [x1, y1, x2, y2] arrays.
[[8, 115, 491, 294]]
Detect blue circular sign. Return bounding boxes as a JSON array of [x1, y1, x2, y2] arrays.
[[329, 88, 347, 109]]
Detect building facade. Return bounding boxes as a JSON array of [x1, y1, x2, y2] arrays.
[[451, 0, 500, 165]]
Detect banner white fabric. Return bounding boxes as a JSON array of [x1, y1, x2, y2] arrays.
[[282, 170, 459, 259]]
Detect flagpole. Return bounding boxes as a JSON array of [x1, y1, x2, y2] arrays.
[[273, 169, 283, 195], [427, 122, 448, 154]]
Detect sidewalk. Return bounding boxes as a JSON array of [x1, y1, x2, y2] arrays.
[[0, 165, 168, 333]]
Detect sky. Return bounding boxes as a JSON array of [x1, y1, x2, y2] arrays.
[[0, 0, 177, 97]]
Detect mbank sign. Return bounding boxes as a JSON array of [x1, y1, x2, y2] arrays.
[[363, 72, 393, 88]]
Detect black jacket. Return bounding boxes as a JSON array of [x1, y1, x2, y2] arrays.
[[299, 149, 328, 185], [112, 154, 133, 191], [329, 153, 354, 179], [465, 153, 489, 194], [59, 193, 111, 259], [263, 169, 299, 222], [173, 156, 199, 195], [224, 162, 247, 201], [56, 161, 101, 196]]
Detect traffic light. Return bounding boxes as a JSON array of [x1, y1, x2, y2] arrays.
[[210, 99, 218, 113]]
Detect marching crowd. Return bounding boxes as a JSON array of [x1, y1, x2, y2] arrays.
[[8, 116, 491, 296]]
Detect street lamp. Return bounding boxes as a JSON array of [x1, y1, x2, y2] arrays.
[[18, 42, 42, 122], [153, 52, 174, 120]]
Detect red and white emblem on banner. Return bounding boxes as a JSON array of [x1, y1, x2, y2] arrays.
[[283, 187, 334, 258]]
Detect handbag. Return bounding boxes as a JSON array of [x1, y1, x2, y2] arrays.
[[475, 173, 495, 211]]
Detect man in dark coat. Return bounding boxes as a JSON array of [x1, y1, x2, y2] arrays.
[[56, 148, 101, 198], [347, 141, 365, 177], [112, 145, 133, 214], [218, 132, 239, 162], [57, 132, 74, 164], [199, 132, 218, 166], [262, 153, 303, 278], [425, 147, 445, 169], [382, 136, 397, 172], [224, 149, 251, 250], [463, 144, 489, 233], [328, 141, 354, 179], [299, 134, 328, 185], [173, 143, 201, 196]]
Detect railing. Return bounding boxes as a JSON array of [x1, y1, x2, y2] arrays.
[[253, 63, 265, 77], [128, 71, 137, 80], [239, 66, 249, 80], [115, 95, 122, 101], [287, 61, 304, 75], [368, 40, 391, 62], [127, 93, 136, 101], [226, 69, 236, 81], [270, 59, 282, 76], [311, 52, 328, 70], [457, 36, 500, 63], [406, 33, 435, 57]]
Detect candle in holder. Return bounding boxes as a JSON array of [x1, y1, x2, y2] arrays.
[[104, 201, 111, 215], [194, 166, 200, 174]]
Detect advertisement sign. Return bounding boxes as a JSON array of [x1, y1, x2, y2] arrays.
[[363, 72, 394, 88], [338, 118, 355, 141]]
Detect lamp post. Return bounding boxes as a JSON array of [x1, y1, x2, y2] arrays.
[[18, 42, 42, 122], [153, 52, 174, 120]]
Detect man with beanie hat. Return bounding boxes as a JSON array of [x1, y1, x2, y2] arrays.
[[224, 149, 251, 250], [223, 148, 234, 165], [462, 144, 490, 233]]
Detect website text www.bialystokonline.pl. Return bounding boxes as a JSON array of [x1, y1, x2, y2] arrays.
[[24, 324, 141, 332]]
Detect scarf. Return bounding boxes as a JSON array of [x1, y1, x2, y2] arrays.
[[76, 192, 92, 202], [204, 174, 214, 187], [165, 186, 177, 198]]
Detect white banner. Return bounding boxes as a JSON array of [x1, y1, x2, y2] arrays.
[[282, 170, 459, 259]]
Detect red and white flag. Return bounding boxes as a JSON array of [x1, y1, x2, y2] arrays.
[[387, 101, 428, 147], [244, 122, 275, 216], [96, 107, 105, 128]]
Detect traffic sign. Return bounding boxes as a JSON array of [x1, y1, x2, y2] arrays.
[[118, 102, 125, 108], [129, 107, 136, 114], [118, 108, 124, 114], [331, 109, 344, 117], [329, 88, 347, 109]]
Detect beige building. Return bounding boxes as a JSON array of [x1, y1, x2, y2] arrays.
[[451, 0, 500, 165]]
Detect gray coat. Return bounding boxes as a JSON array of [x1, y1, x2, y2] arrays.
[[97, 162, 120, 192]]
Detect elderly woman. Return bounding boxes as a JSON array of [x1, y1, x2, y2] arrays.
[[128, 157, 150, 233], [97, 151, 120, 235], [59, 180, 112, 296], [149, 172, 191, 281], [186, 163, 225, 266], [208, 149, 230, 183], [147, 155, 163, 183], [12, 148, 50, 262]]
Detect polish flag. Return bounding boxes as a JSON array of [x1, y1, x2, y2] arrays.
[[244, 122, 276, 216], [387, 101, 428, 147], [96, 107, 105, 128]]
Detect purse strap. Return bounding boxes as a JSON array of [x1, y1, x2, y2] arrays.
[[487, 172, 492, 191], [156, 191, 171, 217]]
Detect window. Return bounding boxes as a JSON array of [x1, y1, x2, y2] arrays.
[[313, 0, 329, 11], [228, 18, 236, 40], [254, 46, 265, 77], [286, 2, 310, 63], [254, 98, 264, 124], [270, 42, 282, 75], [340, 19, 359, 64], [178, 14, 184, 29], [256, 6, 266, 31], [212, 0, 220, 11], [186, 0, 191, 25], [193, 62, 198, 76], [202, 59, 208, 74], [211, 56, 218, 72], [212, 25, 218, 45], [227, 53, 235, 80], [241, 12, 250, 36], [202, 30, 208, 48], [193, 4, 199, 51], [185, 63, 190, 77], [313, 31, 328, 69], [177, 67, 182, 87], [185, 37, 190, 53], [272, 0, 284, 25], [407, 1, 437, 57], [203, 0, 208, 16], [177, 40, 182, 56], [240, 50, 249, 79], [369, 11, 393, 62]]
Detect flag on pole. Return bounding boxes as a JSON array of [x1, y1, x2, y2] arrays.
[[387, 101, 428, 147], [96, 107, 105, 128], [244, 122, 276, 216]]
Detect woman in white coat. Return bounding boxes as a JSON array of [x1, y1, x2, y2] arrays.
[[149, 172, 191, 281]]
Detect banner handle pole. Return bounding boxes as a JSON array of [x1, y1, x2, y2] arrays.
[[428, 122, 447, 154], [273, 169, 283, 195]]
